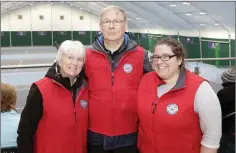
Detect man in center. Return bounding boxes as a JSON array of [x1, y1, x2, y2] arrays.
[[85, 5, 152, 153]]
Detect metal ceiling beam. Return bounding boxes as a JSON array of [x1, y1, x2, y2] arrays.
[[174, 11, 203, 15], [1, 2, 36, 15], [2, 2, 28, 10], [1, 2, 14, 9], [156, 2, 199, 34], [190, 3, 232, 66], [157, 2, 202, 58], [65, 2, 138, 30], [190, 3, 230, 34], [134, 2, 180, 38], [65, 2, 100, 17]]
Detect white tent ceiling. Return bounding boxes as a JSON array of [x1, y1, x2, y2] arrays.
[[1, 1, 235, 38]]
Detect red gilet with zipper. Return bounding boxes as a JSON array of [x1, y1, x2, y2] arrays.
[[85, 46, 144, 136], [137, 70, 204, 153], [33, 77, 88, 153]]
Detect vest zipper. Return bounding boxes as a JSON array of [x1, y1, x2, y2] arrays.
[[73, 87, 85, 122], [152, 97, 159, 153], [92, 50, 116, 133], [74, 108, 77, 122], [109, 51, 136, 134], [91, 48, 136, 134], [91, 48, 136, 86], [73, 87, 85, 153], [52, 80, 86, 153], [73, 106, 76, 153], [52, 80, 85, 122], [71, 89, 77, 122]]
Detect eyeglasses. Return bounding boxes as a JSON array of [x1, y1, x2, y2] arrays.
[[100, 20, 125, 26], [150, 54, 176, 62]]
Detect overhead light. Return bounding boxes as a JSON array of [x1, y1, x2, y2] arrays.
[[200, 24, 205, 26], [136, 17, 140, 20], [127, 18, 131, 21], [183, 2, 190, 5], [214, 23, 219, 26], [30, 3, 33, 5], [200, 12, 206, 15], [185, 13, 192, 16], [169, 4, 176, 7], [50, 2, 52, 4], [90, 2, 96, 4]]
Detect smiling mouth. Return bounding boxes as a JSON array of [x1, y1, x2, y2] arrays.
[[69, 67, 77, 71], [157, 66, 167, 69]]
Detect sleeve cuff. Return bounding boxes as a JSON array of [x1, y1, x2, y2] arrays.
[[201, 141, 220, 149]]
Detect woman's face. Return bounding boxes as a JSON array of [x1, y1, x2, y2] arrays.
[[59, 51, 85, 79], [151, 44, 182, 81]]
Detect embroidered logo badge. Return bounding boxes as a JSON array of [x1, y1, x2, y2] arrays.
[[166, 103, 178, 115], [123, 63, 133, 73], [80, 100, 88, 109]]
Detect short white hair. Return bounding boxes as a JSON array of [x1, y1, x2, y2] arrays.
[[99, 5, 127, 23], [55, 40, 85, 63]]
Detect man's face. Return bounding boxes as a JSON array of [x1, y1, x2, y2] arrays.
[[99, 8, 127, 41]]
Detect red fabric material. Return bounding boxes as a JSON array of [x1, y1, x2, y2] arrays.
[[85, 46, 144, 136], [34, 77, 88, 153], [137, 70, 205, 153]]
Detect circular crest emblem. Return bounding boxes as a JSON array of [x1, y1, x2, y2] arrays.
[[80, 100, 88, 109], [123, 63, 133, 73], [166, 103, 178, 115]]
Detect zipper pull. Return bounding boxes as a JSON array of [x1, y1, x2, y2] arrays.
[[152, 99, 158, 114], [152, 103, 157, 114], [111, 72, 114, 85], [74, 109, 77, 122]]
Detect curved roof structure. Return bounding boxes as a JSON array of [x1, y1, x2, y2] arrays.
[[1, 1, 235, 39]]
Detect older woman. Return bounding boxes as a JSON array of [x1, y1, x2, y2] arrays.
[[1, 83, 20, 149], [137, 38, 222, 153], [17, 40, 88, 153]]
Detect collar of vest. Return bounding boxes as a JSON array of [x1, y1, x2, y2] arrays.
[[81, 78, 87, 88], [173, 67, 187, 90]]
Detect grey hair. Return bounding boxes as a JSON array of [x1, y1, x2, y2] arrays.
[[99, 5, 127, 23], [55, 40, 85, 64]]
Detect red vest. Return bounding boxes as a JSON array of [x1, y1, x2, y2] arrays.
[[137, 70, 204, 153], [85, 46, 144, 136], [33, 77, 88, 153]]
